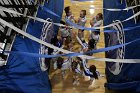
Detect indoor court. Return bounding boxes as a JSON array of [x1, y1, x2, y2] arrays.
[[0, 0, 140, 93]]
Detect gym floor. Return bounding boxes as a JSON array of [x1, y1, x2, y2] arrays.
[[49, 0, 106, 93]]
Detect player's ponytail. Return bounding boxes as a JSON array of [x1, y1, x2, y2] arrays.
[[89, 65, 99, 79], [57, 57, 64, 69]]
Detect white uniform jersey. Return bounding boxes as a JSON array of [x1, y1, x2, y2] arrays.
[[93, 20, 103, 27], [75, 64, 83, 75], [82, 58, 93, 75], [52, 46, 64, 70], [53, 49, 60, 70], [90, 33, 100, 42], [90, 19, 102, 42], [61, 58, 72, 70], [65, 15, 75, 26], [91, 17, 102, 27], [77, 16, 87, 27], [76, 36, 88, 50], [65, 15, 74, 38], [60, 28, 70, 38], [82, 42, 88, 49], [54, 57, 72, 70], [82, 58, 100, 78]]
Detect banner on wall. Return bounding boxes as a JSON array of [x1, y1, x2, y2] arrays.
[[104, 0, 140, 92], [0, 0, 64, 93]]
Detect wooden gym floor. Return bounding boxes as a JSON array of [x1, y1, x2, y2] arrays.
[[49, 0, 106, 93]]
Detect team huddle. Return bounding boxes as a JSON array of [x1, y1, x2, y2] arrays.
[[45, 6, 103, 88]]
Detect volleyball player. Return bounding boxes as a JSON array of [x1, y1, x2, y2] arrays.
[[54, 56, 72, 79], [77, 10, 87, 40], [89, 13, 103, 49], [58, 20, 73, 50], [75, 57, 100, 89]]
